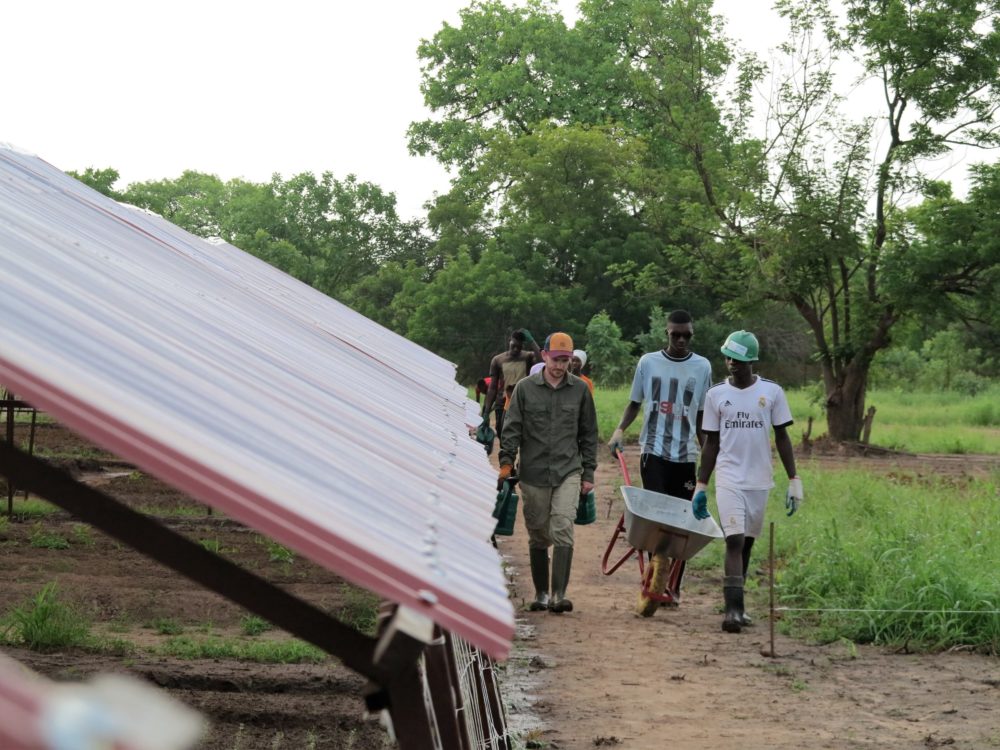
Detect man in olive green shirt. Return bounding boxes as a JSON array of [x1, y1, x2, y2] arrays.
[[498, 332, 598, 614]]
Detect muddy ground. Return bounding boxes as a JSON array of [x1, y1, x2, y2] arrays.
[[498, 446, 1000, 750], [1, 420, 389, 750], [2, 420, 999, 749]]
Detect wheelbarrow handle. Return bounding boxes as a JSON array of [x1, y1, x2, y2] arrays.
[[615, 447, 632, 487], [600, 513, 636, 576]]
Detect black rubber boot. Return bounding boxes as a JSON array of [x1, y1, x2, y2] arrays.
[[741, 538, 756, 626], [722, 576, 744, 633], [549, 546, 574, 613], [528, 548, 550, 611]]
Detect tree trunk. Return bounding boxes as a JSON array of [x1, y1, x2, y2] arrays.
[[825, 365, 869, 442]]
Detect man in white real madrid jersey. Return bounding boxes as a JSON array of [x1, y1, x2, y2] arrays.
[[692, 330, 803, 633], [608, 310, 713, 604]]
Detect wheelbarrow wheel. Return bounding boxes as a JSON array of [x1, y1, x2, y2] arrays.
[[636, 553, 670, 617]]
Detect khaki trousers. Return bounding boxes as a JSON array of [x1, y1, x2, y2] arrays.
[[520, 472, 581, 549]]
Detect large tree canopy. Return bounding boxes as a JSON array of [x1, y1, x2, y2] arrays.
[[412, 0, 1000, 438]]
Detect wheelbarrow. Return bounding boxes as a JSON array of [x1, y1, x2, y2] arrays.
[[601, 448, 723, 615]]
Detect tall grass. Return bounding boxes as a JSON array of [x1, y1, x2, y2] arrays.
[[765, 470, 1000, 654], [2, 583, 91, 651], [593, 384, 1000, 454]]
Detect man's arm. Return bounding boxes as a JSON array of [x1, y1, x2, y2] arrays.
[[773, 425, 798, 479], [578, 388, 599, 493], [607, 400, 640, 455], [616, 401, 641, 433], [520, 329, 541, 365], [498, 384, 524, 469], [482, 356, 502, 416], [697, 432, 720, 485], [696, 410, 705, 449]]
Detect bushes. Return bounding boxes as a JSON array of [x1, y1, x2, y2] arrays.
[[2, 584, 90, 651]]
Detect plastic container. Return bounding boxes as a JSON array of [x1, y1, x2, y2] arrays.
[[492, 482, 519, 536], [575, 490, 596, 525]]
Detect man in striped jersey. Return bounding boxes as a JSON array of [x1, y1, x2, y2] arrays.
[[608, 310, 713, 601]]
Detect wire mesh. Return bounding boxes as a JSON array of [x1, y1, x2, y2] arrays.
[[449, 634, 512, 750]]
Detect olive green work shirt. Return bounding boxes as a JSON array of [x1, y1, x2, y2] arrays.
[[498, 371, 598, 486]]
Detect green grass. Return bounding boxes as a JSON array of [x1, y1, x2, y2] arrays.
[[150, 617, 184, 635], [2, 583, 91, 651], [198, 538, 229, 554], [758, 470, 1000, 654], [259, 536, 295, 564], [240, 614, 272, 636], [6, 499, 60, 519], [594, 384, 1000, 454], [159, 635, 326, 663], [29, 524, 70, 550], [336, 585, 379, 636]]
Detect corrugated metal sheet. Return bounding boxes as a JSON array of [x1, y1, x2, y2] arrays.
[[0, 146, 513, 657]]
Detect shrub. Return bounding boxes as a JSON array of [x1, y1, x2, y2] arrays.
[[3, 584, 90, 651]]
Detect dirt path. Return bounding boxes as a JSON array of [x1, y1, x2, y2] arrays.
[[499, 448, 1000, 750]]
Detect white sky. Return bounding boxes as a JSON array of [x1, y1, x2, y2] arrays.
[[1, 1, 983, 219]]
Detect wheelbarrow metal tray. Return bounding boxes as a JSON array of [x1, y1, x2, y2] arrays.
[[621, 486, 723, 560]]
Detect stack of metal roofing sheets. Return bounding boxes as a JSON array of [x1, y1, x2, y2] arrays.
[[0, 145, 513, 657]]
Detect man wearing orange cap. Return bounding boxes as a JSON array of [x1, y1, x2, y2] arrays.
[[498, 332, 598, 614]]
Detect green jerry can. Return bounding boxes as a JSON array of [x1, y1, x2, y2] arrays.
[[492, 480, 519, 536], [575, 490, 596, 525]]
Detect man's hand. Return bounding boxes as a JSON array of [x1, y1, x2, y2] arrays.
[[691, 482, 710, 520], [519, 328, 535, 344], [497, 464, 513, 491], [785, 476, 803, 516], [608, 428, 625, 457], [581, 480, 594, 494]]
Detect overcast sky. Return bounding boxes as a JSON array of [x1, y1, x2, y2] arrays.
[[2, 1, 980, 220]]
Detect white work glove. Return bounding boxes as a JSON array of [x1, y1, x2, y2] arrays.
[[785, 476, 803, 516], [608, 428, 625, 457]]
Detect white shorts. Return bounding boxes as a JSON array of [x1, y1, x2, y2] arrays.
[[715, 487, 770, 538]]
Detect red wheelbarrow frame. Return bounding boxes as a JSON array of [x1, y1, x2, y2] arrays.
[[601, 448, 683, 605]]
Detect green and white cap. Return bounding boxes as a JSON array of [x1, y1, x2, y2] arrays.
[[721, 330, 759, 362]]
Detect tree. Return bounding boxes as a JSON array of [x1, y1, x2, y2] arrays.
[[584, 311, 634, 385], [401, 248, 584, 381], [596, 0, 1000, 440], [67, 167, 122, 199], [121, 171, 428, 300]]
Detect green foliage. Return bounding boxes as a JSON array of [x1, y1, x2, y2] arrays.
[[265, 540, 294, 565], [151, 617, 184, 635], [71, 524, 94, 547], [337, 585, 379, 637], [402, 248, 584, 381], [773, 470, 1000, 654], [121, 170, 427, 300], [3, 584, 90, 651], [199, 538, 222, 554], [584, 312, 634, 386], [67, 167, 122, 199], [29, 525, 70, 550], [160, 636, 325, 663], [240, 615, 272, 636]]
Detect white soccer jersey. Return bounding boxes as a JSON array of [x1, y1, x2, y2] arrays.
[[702, 376, 794, 490], [629, 350, 712, 463]]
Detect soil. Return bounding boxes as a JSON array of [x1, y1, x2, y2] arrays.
[[1, 420, 389, 750], [498, 445, 1000, 750], [3, 421, 999, 749]]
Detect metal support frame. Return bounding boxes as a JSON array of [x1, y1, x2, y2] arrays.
[[2, 395, 38, 514], [0, 442, 452, 748]]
